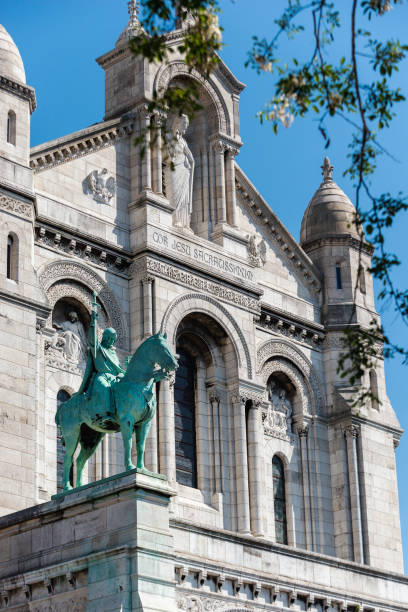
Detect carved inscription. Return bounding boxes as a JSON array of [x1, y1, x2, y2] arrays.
[[150, 229, 254, 282]]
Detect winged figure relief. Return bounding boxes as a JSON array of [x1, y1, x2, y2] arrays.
[[86, 168, 116, 204]]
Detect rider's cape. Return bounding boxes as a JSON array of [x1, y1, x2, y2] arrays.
[[74, 344, 125, 397]]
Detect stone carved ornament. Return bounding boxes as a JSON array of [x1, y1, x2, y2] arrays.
[[85, 168, 116, 204], [137, 257, 260, 312], [177, 594, 255, 611], [257, 339, 324, 414], [0, 192, 32, 220], [38, 260, 127, 349]]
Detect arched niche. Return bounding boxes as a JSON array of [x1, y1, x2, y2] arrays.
[[262, 357, 311, 421], [38, 259, 128, 350], [157, 61, 233, 238], [161, 292, 251, 379], [154, 61, 230, 134], [257, 339, 324, 416]]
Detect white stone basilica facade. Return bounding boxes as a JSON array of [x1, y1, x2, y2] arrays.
[[0, 8, 407, 612]]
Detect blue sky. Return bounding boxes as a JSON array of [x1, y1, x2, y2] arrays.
[[2, 0, 407, 569]]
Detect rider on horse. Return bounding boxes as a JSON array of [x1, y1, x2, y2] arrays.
[[73, 307, 125, 409]]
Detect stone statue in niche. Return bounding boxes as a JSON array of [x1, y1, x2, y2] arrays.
[[263, 379, 293, 440], [166, 114, 195, 230], [53, 310, 87, 364]]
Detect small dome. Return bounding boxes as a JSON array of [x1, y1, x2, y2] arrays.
[[0, 24, 26, 84], [300, 157, 360, 245]]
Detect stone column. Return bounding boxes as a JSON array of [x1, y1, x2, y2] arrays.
[[344, 425, 364, 564], [196, 367, 210, 493], [209, 388, 222, 494], [225, 147, 239, 227], [142, 275, 154, 338], [145, 411, 158, 473], [212, 139, 227, 225], [139, 107, 152, 191], [298, 425, 313, 550], [152, 113, 163, 195], [159, 375, 176, 484], [232, 392, 251, 534], [247, 400, 265, 537]]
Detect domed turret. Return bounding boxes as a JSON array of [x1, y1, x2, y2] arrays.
[[300, 157, 359, 246], [0, 24, 26, 84]]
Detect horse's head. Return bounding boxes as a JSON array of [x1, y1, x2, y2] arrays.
[[148, 332, 179, 374]]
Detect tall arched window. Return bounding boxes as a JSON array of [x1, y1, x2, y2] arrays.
[[174, 349, 197, 488], [272, 455, 288, 544], [7, 110, 16, 145], [369, 369, 379, 410], [6, 233, 18, 281], [56, 389, 71, 493]]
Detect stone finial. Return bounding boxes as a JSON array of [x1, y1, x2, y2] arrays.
[[126, 0, 142, 38], [321, 156, 334, 182]]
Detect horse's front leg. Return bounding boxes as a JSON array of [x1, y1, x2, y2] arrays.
[[135, 420, 151, 470], [120, 413, 136, 471]]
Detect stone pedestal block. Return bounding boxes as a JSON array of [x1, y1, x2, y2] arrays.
[[0, 470, 176, 611]]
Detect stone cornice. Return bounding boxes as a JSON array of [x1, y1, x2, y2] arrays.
[[257, 305, 325, 347], [35, 222, 132, 278], [30, 117, 134, 173], [95, 44, 132, 69], [235, 165, 322, 294], [302, 234, 374, 256], [0, 75, 36, 113]]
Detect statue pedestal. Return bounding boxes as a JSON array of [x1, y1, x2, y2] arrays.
[[0, 470, 176, 611]]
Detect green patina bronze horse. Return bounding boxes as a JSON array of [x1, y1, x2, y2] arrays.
[[55, 332, 178, 491]]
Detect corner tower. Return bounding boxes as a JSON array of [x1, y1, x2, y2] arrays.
[[300, 158, 403, 571]]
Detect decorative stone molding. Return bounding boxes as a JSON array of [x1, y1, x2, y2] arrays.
[[85, 168, 116, 204], [0, 192, 33, 220], [154, 60, 230, 135], [235, 169, 321, 293], [0, 74, 36, 112], [38, 259, 128, 349], [36, 226, 130, 277], [161, 292, 253, 379], [177, 593, 254, 610], [30, 118, 133, 173], [257, 339, 324, 415], [141, 257, 260, 312], [257, 309, 324, 347], [231, 387, 266, 407]]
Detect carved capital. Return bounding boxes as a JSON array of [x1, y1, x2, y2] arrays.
[[344, 424, 360, 439], [142, 275, 155, 286], [297, 424, 309, 438]]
